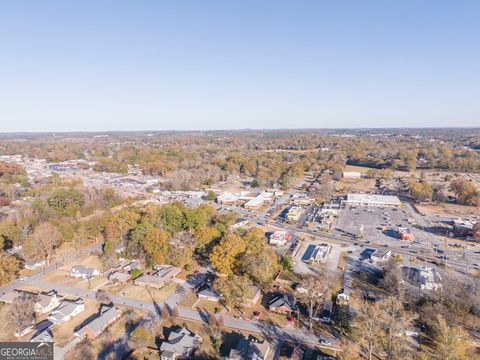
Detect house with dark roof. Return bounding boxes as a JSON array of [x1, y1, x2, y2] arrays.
[[227, 335, 271, 360], [75, 305, 122, 339], [160, 327, 201, 360], [30, 320, 54, 343], [267, 293, 296, 315]]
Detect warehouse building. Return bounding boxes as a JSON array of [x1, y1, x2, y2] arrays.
[[342, 194, 401, 207]]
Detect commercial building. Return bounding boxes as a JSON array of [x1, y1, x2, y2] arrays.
[[419, 267, 442, 291], [342, 194, 401, 207], [343, 171, 362, 179], [244, 192, 274, 209], [370, 249, 392, 263], [452, 219, 475, 237], [286, 206, 303, 221], [269, 230, 292, 246], [398, 227, 414, 241], [307, 243, 332, 264]]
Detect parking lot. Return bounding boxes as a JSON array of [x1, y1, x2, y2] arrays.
[[335, 205, 431, 247]]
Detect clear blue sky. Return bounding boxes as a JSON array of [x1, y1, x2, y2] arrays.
[[0, 1, 479, 131]]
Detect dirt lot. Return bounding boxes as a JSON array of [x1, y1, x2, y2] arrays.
[[336, 178, 376, 195], [416, 203, 479, 218]]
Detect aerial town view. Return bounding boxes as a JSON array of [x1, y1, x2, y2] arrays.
[[0, 2, 479, 360]]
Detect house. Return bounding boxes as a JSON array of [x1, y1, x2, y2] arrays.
[[48, 298, 85, 324], [123, 260, 141, 272], [25, 259, 46, 270], [269, 230, 292, 246], [109, 272, 131, 284], [30, 320, 54, 343], [370, 249, 392, 263], [268, 293, 296, 315], [230, 218, 250, 230], [134, 274, 165, 289], [160, 327, 201, 360], [30, 328, 53, 342], [70, 265, 100, 279], [75, 305, 122, 339], [34, 290, 63, 314], [197, 285, 220, 302], [227, 335, 271, 360], [134, 265, 182, 289]]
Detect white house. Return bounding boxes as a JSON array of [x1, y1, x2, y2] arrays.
[[25, 259, 46, 270], [70, 265, 100, 279]]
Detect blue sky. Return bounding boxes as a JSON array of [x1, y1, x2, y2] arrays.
[[0, 1, 479, 131]]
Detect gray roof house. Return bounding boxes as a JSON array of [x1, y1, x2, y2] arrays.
[[34, 290, 63, 314], [48, 298, 85, 324], [75, 305, 122, 339], [227, 336, 271, 360], [197, 285, 220, 302], [70, 265, 100, 278], [160, 327, 201, 360]]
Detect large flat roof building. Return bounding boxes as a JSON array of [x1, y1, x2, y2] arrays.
[[342, 194, 401, 207]]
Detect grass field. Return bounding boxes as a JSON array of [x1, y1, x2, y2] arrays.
[[122, 283, 177, 302]]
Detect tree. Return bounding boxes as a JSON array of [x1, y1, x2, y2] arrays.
[[378, 297, 415, 360], [410, 180, 433, 202], [141, 228, 170, 264], [129, 326, 154, 351], [195, 226, 220, 253], [433, 314, 468, 360], [357, 301, 382, 360], [7, 295, 36, 335], [214, 275, 246, 311], [210, 233, 246, 275], [279, 255, 293, 271], [25, 222, 62, 264], [298, 274, 333, 330], [206, 190, 217, 201], [473, 222, 480, 242], [449, 178, 479, 205], [47, 187, 85, 215], [0, 252, 20, 285], [156, 204, 185, 234]]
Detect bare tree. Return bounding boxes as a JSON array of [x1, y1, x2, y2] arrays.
[[378, 297, 416, 360], [298, 272, 332, 330], [357, 301, 382, 360], [25, 222, 62, 264], [7, 295, 36, 336]]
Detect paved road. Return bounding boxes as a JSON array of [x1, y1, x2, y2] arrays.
[[29, 279, 337, 353]]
